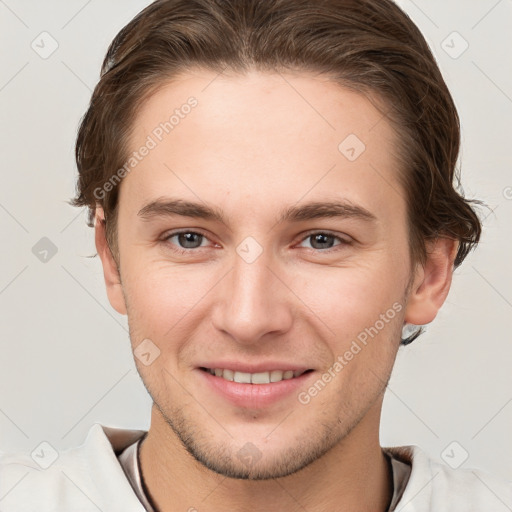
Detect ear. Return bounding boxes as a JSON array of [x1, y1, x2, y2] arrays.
[[404, 237, 458, 325], [94, 207, 127, 315]]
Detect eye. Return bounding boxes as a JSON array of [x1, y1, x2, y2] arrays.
[[161, 230, 212, 254], [160, 229, 351, 256], [297, 231, 350, 252]]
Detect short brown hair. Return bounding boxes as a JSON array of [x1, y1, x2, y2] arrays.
[[72, 0, 482, 287]]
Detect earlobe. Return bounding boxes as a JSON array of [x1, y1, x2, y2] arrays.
[[404, 238, 458, 326], [94, 207, 127, 315]]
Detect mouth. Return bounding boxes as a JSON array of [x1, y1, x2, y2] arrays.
[[199, 367, 314, 384], [197, 366, 316, 408]]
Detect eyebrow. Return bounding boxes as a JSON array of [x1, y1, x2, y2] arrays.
[[137, 197, 377, 225]]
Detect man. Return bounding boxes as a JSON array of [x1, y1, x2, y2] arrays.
[[1, 0, 510, 510]]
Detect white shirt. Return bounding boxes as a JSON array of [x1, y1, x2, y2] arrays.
[[1, 423, 511, 511]]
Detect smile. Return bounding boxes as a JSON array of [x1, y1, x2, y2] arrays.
[[200, 367, 313, 384]]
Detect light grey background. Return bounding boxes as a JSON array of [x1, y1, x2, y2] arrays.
[[1, 0, 511, 484]]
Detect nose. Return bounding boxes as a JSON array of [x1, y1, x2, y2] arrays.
[[211, 248, 293, 346]]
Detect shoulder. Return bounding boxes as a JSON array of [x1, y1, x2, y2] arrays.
[[385, 444, 512, 511], [0, 423, 147, 512]]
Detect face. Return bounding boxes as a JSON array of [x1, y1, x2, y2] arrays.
[[99, 69, 430, 480]]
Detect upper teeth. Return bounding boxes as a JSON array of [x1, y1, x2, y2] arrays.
[[206, 368, 305, 384]]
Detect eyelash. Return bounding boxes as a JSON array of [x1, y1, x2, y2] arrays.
[[161, 229, 351, 256]]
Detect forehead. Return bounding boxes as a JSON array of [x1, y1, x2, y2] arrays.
[[121, 68, 404, 222], [132, 68, 396, 152]]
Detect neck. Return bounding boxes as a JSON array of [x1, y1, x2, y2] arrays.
[[139, 401, 393, 512]]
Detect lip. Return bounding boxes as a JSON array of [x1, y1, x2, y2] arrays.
[[196, 367, 315, 409], [196, 361, 313, 374]]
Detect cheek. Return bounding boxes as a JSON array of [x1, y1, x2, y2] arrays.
[[122, 260, 217, 337], [295, 256, 408, 337], [306, 267, 405, 400]]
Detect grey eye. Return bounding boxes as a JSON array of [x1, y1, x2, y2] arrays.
[[303, 233, 339, 250], [175, 232, 204, 249]]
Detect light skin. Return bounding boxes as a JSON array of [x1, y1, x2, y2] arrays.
[[95, 68, 457, 512]]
